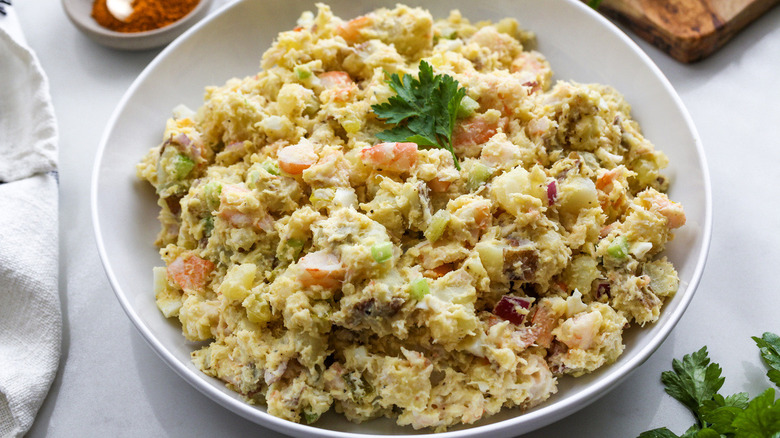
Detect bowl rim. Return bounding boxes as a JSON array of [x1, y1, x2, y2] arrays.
[[62, 0, 213, 38], [90, 0, 713, 436]]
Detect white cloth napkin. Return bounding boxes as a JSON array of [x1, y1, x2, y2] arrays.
[[0, 6, 62, 438]]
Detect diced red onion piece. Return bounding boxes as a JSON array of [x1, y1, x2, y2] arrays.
[[493, 295, 532, 325], [174, 133, 191, 148], [596, 282, 611, 299], [547, 180, 557, 205], [225, 141, 244, 153]]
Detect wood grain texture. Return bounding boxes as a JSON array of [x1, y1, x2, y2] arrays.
[[595, 0, 780, 62]]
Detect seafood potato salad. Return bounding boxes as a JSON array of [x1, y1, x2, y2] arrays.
[[137, 3, 686, 431]]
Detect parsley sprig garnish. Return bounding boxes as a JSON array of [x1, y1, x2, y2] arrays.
[[371, 60, 466, 170], [639, 333, 780, 438], [588, 0, 604, 9]]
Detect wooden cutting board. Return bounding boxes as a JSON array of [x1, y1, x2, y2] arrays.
[[593, 0, 780, 62]]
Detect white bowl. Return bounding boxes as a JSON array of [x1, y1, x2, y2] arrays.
[[62, 0, 212, 50], [91, 0, 712, 436]]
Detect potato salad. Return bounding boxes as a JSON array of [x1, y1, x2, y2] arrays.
[[136, 3, 686, 431]]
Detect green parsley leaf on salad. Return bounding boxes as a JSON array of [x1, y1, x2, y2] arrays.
[[639, 333, 780, 438], [371, 60, 467, 170]]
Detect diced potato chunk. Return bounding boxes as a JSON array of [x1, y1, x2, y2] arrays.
[[219, 263, 257, 302], [559, 176, 598, 213]]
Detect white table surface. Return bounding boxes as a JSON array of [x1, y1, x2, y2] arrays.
[[14, 0, 780, 436]]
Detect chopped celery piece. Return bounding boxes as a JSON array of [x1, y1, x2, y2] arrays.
[[467, 162, 493, 191], [171, 154, 194, 179], [607, 235, 629, 259], [410, 278, 430, 300], [303, 411, 320, 424], [442, 28, 458, 40], [261, 160, 280, 176], [424, 210, 450, 243], [287, 238, 305, 248], [203, 182, 222, 211], [294, 65, 312, 80], [203, 215, 214, 236], [286, 238, 305, 260], [371, 242, 393, 263], [246, 170, 261, 190], [457, 95, 479, 118], [303, 98, 320, 117]]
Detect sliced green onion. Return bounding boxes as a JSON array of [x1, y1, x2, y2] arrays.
[[261, 160, 280, 176], [457, 95, 479, 118], [371, 242, 393, 264], [171, 154, 195, 180], [424, 210, 450, 243], [467, 162, 493, 191], [607, 235, 629, 259], [203, 182, 222, 211], [410, 278, 430, 300]]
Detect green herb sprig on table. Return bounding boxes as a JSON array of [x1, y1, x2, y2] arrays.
[[639, 332, 780, 438], [371, 60, 467, 169], [588, 0, 604, 9]]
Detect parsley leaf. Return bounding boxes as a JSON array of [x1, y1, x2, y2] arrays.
[[753, 332, 780, 389], [372, 60, 467, 169], [731, 388, 780, 437], [638, 428, 682, 438], [588, 0, 604, 9], [639, 334, 780, 438], [661, 346, 725, 423], [699, 393, 751, 434]]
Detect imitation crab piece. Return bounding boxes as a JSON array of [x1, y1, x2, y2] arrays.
[[556, 311, 601, 350], [217, 185, 274, 232], [427, 177, 451, 192], [298, 250, 346, 289], [523, 354, 556, 406], [359, 142, 418, 173], [527, 117, 552, 138], [278, 141, 318, 174], [595, 168, 623, 192], [453, 115, 507, 156], [218, 208, 274, 232], [644, 190, 686, 229], [167, 254, 214, 292], [318, 71, 356, 101], [510, 51, 550, 91], [336, 15, 371, 42], [451, 197, 492, 241], [530, 302, 559, 349]]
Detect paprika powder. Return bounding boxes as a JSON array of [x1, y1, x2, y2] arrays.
[[92, 0, 200, 33]]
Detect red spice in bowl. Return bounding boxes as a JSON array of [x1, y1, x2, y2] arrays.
[[91, 0, 200, 33]]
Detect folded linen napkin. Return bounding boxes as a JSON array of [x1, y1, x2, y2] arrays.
[[0, 6, 62, 438]]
